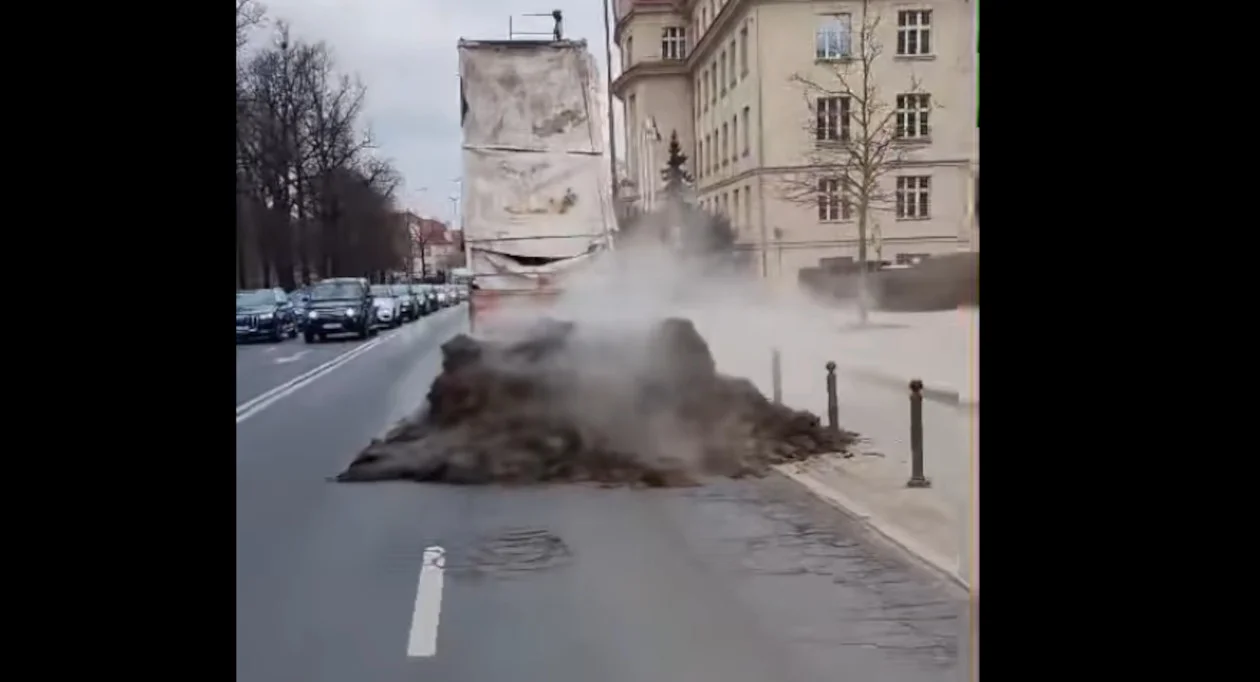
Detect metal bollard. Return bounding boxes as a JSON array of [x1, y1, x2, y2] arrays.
[[825, 362, 839, 431], [906, 379, 931, 488], [771, 347, 782, 404]]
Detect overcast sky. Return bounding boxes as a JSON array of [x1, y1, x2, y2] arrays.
[[253, 0, 624, 227]]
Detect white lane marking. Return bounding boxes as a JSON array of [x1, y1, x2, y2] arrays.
[[273, 350, 310, 364], [264, 346, 278, 354], [407, 546, 446, 658], [235, 333, 398, 423]]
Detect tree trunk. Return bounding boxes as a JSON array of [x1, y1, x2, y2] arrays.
[[856, 201, 870, 324]]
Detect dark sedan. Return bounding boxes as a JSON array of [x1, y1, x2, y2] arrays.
[[236, 288, 299, 343], [302, 278, 377, 343]]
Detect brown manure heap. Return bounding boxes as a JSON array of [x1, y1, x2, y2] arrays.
[[336, 317, 857, 487]]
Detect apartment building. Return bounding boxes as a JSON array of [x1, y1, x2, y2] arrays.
[[612, 0, 978, 282]]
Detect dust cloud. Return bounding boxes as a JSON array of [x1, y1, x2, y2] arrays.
[[336, 221, 860, 487]]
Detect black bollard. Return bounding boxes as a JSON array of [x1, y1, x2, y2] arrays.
[[906, 379, 932, 488], [825, 362, 839, 431], [771, 348, 782, 404]]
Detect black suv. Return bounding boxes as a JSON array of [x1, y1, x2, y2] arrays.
[[236, 288, 298, 343], [302, 277, 378, 343]]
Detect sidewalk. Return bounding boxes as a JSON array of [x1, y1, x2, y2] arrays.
[[689, 305, 978, 591]]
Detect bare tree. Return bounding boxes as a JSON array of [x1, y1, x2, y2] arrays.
[[779, 0, 933, 322], [236, 0, 266, 50], [237, 17, 409, 289]]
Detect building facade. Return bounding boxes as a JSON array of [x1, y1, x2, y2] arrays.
[[612, 0, 978, 282], [402, 212, 463, 278]]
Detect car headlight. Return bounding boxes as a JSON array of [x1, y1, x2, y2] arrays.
[[346, 308, 357, 317], [259, 312, 274, 320], [308, 311, 318, 319]]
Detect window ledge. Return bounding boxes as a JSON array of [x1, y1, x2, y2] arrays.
[[819, 219, 855, 224], [815, 139, 851, 148], [815, 57, 854, 65], [894, 54, 936, 62], [893, 137, 932, 146], [895, 216, 932, 222]]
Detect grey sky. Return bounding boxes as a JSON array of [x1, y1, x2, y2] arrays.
[[255, 0, 624, 226]]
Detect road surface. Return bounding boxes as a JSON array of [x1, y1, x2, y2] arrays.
[[236, 305, 968, 682]]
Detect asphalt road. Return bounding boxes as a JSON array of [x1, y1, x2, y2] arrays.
[[236, 304, 968, 682]]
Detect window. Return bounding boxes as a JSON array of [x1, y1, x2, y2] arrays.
[[710, 69, 717, 104], [624, 37, 633, 68], [662, 27, 687, 60], [816, 14, 852, 60], [896, 176, 931, 219], [731, 115, 738, 163], [702, 69, 709, 111], [740, 26, 749, 76], [721, 123, 729, 166], [816, 96, 850, 142], [722, 193, 729, 216], [695, 78, 702, 119], [742, 106, 750, 155], [719, 52, 727, 94], [897, 10, 932, 56], [895, 93, 931, 139], [744, 184, 752, 227], [701, 7, 707, 30], [729, 39, 737, 87], [733, 189, 740, 228], [704, 134, 711, 175], [697, 139, 704, 177], [817, 178, 850, 222]]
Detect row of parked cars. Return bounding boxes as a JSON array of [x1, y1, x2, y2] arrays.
[[235, 278, 467, 344]]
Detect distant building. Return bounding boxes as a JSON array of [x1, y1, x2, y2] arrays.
[[401, 212, 463, 278]]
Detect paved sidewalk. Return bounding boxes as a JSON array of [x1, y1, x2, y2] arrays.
[[689, 305, 978, 591]]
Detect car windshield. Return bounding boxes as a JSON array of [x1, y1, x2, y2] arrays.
[[237, 290, 275, 306], [309, 282, 361, 300], [370, 285, 394, 296]]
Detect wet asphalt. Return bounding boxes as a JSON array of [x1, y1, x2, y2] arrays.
[[235, 304, 969, 682]]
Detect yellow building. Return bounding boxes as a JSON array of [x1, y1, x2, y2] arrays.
[[612, 0, 978, 281]]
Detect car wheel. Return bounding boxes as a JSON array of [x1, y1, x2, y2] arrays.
[[304, 331, 316, 344], [358, 323, 370, 340], [288, 324, 298, 339]]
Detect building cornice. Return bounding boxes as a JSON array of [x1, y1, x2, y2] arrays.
[[685, 0, 759, 69], [611, 60, 689, 99], [697, 158, 977, 192], [614, 3, 683, 45]]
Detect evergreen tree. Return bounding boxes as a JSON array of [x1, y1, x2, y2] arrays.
[[659, 130, 693, 197]]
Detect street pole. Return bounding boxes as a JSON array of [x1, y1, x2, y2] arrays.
[[602, 0, 619, 207]]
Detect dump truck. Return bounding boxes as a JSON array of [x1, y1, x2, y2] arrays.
[[457, 34, 615, 334]]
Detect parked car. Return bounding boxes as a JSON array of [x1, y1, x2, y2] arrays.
[[303, 277, 377, 342], [369, 284, 403, 328], [418, 284, 441, 313], [394, 284, 421, 322], [236, 288, 298, 343], [409, 283, 435, 316], [291, 288, 311, 331]]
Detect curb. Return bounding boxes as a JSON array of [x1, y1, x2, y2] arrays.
[[845, 368, 978, 411], [773, 463, 970, 592]]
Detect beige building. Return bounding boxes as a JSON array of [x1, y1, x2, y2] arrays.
[[612, 0, 978, 282]]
